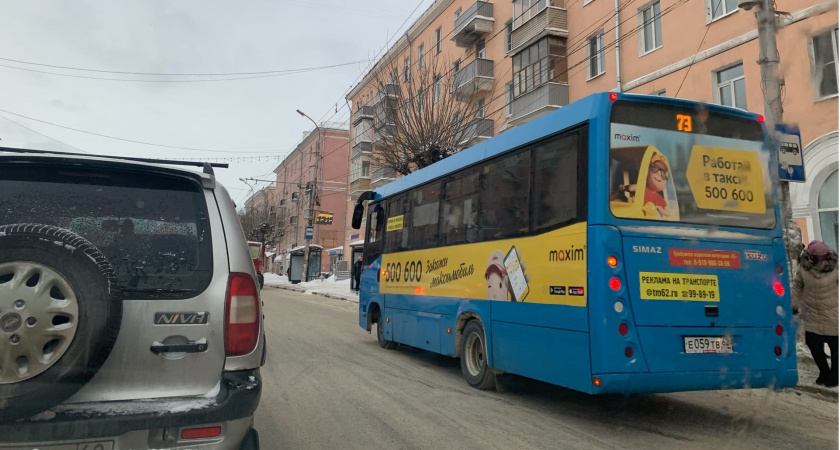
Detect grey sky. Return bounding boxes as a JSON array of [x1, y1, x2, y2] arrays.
[[0, 0, 434, 205]]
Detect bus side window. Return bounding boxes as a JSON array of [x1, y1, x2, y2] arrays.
[[409, 183, 441, 249], [385, 195, 412, 252], [442, 167, 481, 245], [534, 132, 581, 231], [364, 203, 385, 264], [481, 150, 531, 241]]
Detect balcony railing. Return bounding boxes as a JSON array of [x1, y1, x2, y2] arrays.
[[509, 82, 569, 126], [375, 84, 399, 105], [453, 58, 494, 101], [352, 140, 372, 157], [458, 117, 494, 146], [371, 167, 397, 188], [510, 6, 568, 54], [349, 177, 371, 196], [452, 1, 494, 48], [353, 105, 374, 126]]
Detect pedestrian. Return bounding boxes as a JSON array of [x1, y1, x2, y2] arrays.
[[353, 256, 364, 294], [792, 240, 839, 387]]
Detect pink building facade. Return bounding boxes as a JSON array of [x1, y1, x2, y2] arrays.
[[273, 124, 350, 274]]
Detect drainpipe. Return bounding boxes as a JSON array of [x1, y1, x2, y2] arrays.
[[614, 0, 622, 92]]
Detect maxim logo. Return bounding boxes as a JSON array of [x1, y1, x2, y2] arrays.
[[614, 133, 640, 142], [154, 312, 209, 325], [549, 246, 585, 262]]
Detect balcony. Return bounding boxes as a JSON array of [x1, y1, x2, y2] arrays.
[[349, 176, 372, 198], [371, 167, 397, 189], [352, 140, 372, 158], [458, 118, 494, 146], [509, 82, 569, 126], [353, 105, 374, 126], [510, 6, 568, 54], [375, 84, 399, 105], [452, 1, 494, 48], [453, 58, 494, 101]]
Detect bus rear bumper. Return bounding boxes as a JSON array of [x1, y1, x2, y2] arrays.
[[591, 368, 798, 394]]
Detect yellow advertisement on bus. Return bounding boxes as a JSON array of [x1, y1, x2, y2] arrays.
[[380, 222, 587, 307]]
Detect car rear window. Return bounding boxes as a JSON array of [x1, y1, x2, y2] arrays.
[[0, 163, 213, 299]]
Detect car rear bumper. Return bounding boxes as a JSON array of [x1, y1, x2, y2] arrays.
[[0, 369, 261, 444], [591, 368, 798, 394]]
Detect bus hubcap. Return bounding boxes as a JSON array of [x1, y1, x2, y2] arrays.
[[465, 333, 484, 377]]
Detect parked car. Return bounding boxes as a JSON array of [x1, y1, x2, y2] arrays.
[[0, 149, 264, 449]]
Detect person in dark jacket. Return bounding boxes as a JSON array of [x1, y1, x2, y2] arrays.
[[352, 256, 364, 293], [792, 240, 839, 387]]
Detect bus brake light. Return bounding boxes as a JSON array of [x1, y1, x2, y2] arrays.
[[624, 347, 634, 358], [773, 281, 784, 296], [618, 323, 629, 336], [609, 92, 618, 101], [775, 324, 783, 336], [607, 256, 618, 268], [774, 346, 782, 356], [609, 277, 621, 291], [757, 115, 765, 123]]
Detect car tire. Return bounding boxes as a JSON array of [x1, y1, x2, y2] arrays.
[[460, 320, 496, 390], [238, 427, 260, 450], [0, 224, 122, 421], [376, 319, 397, 350]]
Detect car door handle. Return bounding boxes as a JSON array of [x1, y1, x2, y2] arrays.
[[150, 339, 208, 354]]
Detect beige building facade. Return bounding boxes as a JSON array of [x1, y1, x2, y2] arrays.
[[344, 0, 838, 255]]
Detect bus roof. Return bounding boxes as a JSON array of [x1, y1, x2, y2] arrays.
[[373, 92, 761, 200]]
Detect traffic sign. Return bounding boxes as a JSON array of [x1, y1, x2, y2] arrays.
[[305, 226, 314, 240], [776, 124, 806, 183]]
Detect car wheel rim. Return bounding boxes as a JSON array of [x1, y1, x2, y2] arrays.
[[465, 332, 484, 377], [0, 261, 80, 384]]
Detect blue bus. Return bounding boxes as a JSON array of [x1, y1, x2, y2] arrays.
[[350, 92, 797, 394]]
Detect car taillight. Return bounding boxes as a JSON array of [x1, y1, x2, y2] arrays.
[[225, 273, 259, 357]]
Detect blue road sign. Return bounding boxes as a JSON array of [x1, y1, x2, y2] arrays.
[[305, 226, 314, 240], [776, 123, 806, 183]]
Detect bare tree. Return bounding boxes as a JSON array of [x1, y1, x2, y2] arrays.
[[372, 55, 495, 176], [238, 204, 284, 248]]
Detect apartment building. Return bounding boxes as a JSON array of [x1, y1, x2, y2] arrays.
[[345, 0, 838, 253], [272, 123, 350, 274]]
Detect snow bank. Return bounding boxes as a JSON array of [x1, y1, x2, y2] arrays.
[[264, 273, 290, 287]]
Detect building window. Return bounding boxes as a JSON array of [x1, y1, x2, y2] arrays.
[[362, 161, 371, 178], [708, 0, 737, 21], [454, 7, 462, 20], [513, 37, 567, 98], [475, 97, 485, 119], [652, 89, 667, 96], [418, 44, 425, 69], [811, 27, 839, 98], [435, 27, 442, 55], [476, 39, 486, 59], [291, 192, 299, 201], [434, 75, 441, 103], [587, 32, 605, 79], [639, 1, 662, 54], [505, 20, 513, 53], [289, 216, 297, 225], [818, 169, 838, 251], [404, 56, 411, 81], [513, 0, 547, 30], [453, 111, 462, 130], [505, 82, 513, 117], [715, 63, 746, 110], [418, 88, 424, 113], [453, 59, 461, 73]]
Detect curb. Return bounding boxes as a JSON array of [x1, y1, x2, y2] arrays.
[[266, 284, 359, 303]]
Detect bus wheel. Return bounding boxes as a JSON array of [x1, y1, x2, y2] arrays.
[[376, 319, 397, 350], [460, 320, 496, 390]]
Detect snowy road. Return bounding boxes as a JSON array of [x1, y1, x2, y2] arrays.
[[255, 288, 838, 449]]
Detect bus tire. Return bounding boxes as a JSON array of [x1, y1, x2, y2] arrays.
[[460, 320, 496, 390], [376, 319, 397, 350]]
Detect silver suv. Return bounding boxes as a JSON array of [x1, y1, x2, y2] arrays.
[[0, 149, 264, 449]]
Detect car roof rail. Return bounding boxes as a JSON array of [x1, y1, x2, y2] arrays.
[[0, 147, 230, 169]]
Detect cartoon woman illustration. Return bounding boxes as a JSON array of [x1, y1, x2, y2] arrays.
[[613, 148, 678, 220], [485, 250, 509, 301]]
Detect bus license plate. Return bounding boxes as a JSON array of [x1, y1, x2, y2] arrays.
[[684, 336, 733, 354]]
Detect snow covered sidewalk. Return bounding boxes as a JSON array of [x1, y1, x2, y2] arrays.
[[263, 273, 359, 303]]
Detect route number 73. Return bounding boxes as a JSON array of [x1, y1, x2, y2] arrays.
[[677, 114, 692, 132]]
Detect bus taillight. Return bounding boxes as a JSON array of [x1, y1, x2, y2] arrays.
[[774, 346, 782, 356], [775, 264, 783, 275], [624, 347, 634, 358], [618, 323, 629, 336], [607, 256, 618, 268], [775, 324, 783, 336], [757, 115, 765, 123], [773, 281, 784, 296], [609, 277, 621, 291], [609, 92, 618, 102]]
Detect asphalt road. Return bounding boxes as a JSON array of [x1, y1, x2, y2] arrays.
[[255, 288, 838, 450]]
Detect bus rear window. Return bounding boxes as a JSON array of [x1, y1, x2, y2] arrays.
[[609, 101, 775, 229]]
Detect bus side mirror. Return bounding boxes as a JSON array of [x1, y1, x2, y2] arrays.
[[352, 203, 364, 229]]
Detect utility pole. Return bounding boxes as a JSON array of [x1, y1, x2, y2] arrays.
[[746, 0, 802, 276], [297, 110, 320, 282]]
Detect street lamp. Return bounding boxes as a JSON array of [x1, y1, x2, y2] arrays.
[[296, 109, 320, 282]]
